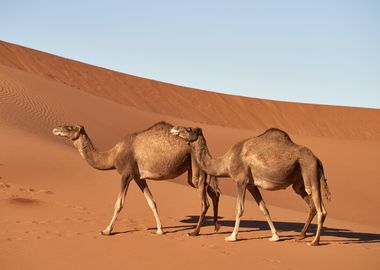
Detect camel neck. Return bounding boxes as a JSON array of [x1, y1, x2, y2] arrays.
[[73, 133, 116, 170], [193, 136, 229, 177]]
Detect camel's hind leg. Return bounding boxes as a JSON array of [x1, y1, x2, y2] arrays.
[[247, 185, 280, 242], [135, 179, 164, 235], [293, 181, 317, 240], [225, 180, 247, 242], [188, 173, 209, 236], [100, 174, 132, 235], [292, 181, 317, 240], [300, 159, 327, 246], [207, 184, 220, 232], [308, 188, 327, 246]]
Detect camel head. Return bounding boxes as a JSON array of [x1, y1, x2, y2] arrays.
[[170, 125, 202, 142], [52, 125, 85, 141]]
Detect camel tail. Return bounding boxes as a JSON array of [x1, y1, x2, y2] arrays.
[[208, 175, 221, 195], [317, 158, 331, 202]]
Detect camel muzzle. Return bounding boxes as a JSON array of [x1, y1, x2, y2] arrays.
[[170, 127, 180, 135], [52, 128, 62, 136]]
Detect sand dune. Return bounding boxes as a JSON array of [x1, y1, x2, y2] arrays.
[[1, 41, 379, 269], [1, 40, 379, 140]]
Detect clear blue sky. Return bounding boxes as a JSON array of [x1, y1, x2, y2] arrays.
[[1, 0, 379, 108]]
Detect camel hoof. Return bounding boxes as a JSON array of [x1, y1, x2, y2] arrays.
[[99, 230, 112, 236], [225, 235, 237, 242], [214, 223, 221, 233], [156, 229, 164, 235], [295, 235, 306, 241], [269, 234, 280, 242], [307, 241, 319, 246], [187, 231, 199, 237]]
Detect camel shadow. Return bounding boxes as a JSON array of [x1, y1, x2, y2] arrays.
[[110, 224, 196, 236], [179, 215, 380, 245]]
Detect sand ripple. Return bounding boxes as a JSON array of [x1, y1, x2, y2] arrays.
[[0, 78, 69, 135]]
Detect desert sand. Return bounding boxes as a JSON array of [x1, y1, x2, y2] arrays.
[[0, 40, 379, 269]]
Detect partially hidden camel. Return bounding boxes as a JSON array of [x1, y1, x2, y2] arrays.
[[53, 121, 220, 236], [170, 126, 331, 246]]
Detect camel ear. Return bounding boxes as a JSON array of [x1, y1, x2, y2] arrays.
[[195, 128, 202, 135], [78, 125, 85, 133]]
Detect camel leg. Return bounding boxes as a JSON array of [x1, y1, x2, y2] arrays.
[[247, 185, 280, 242], [100, 175, 132, 235], [297, 195, 316, 240], [225, 181, 247, 242], [207, 185, 220, 232], [188, 174, 209, 236], [292, 183, 317, 240], [135, 179, 164, 235], [300, 162, 327, 246], [308, 187, 327, 246]]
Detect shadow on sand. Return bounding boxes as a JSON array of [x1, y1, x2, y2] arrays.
[[177, 215, 380, 245]]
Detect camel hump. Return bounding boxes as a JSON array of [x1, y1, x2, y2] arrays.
[[131, 121, 174, 137], [258, 128, 293, 143], [145, 121, 173, 131]]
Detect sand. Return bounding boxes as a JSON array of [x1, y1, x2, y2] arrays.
[[0, 40, 379, 269]]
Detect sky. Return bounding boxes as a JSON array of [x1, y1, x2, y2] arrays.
[[1, 0, 379, 108]]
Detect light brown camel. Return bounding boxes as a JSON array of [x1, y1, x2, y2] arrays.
[[170, 126, 331, 246], [52, 121, 220, 236]]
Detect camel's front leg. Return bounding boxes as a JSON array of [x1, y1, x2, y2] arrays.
[[207, 181, 220, 232], [100, 175, 132, 235], [247, 185, 280, 242], [188, 172, 209, 236], [225, 181, 247, 242], [135, 179, 163, 235]]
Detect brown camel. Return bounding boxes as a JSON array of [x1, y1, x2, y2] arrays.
[[52, 121, 220, 236], [170, 126, 331, 246]]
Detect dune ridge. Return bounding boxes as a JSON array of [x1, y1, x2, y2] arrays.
[[1, 40, 379, 140]]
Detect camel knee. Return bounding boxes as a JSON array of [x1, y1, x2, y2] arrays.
[[316, 210, 326, 222], [236, 205, 244, 217], [147, 199, 157, 210], [259, 202, 269, 216], [115, 205, 122, 213], [114, 199, 124, 212], [202, 200, 209, 213], [309, 206, 317, 216], [320, 209, 327, 221]]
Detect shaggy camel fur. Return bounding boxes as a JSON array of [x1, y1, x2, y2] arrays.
[[171, 126, 331, 246], [53, 121, 220, 236]]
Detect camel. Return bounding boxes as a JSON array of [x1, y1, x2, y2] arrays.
[[52, 121, 220, 236], [170, 126, 331, 246]]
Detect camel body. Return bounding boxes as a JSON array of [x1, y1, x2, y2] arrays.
[[223, 129, 319, 192], [53, 122, 220, 236], [113, 124, 192, 180], [171, 126, 330, 246]]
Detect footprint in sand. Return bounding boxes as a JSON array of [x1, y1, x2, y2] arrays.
[[7, 196, 41, 205], [262, 258, 281, 268], [201, 244, 218, 249], [0, 182, 11, 188], [37, 189, 54, 195]]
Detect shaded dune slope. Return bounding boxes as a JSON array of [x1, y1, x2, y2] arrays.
[[1, 40, 379, 140]]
